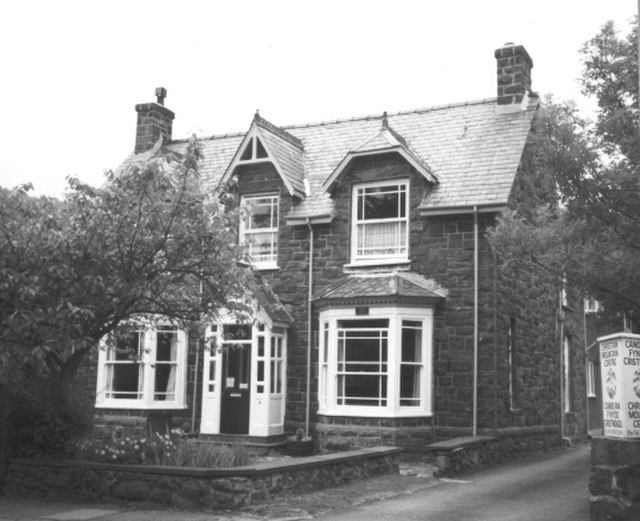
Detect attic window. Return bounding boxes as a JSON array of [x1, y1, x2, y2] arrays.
[[240, 137, 269, 162]]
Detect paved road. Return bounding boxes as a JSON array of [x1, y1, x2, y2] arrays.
[[317, 444, 591, 521]]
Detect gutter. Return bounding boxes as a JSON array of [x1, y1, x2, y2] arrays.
[[420, 203, 505, 217]]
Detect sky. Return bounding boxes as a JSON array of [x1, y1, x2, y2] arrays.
[[0, 1, 637, 198]]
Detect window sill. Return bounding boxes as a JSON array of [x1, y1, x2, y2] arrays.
[[344, 259, 411, 270], [319, 407, 432, 418], [252, 263, 280, 272], [95, 401, 187, 410]]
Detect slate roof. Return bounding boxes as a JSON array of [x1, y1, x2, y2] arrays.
[[323, 117, 437, 191], [313, 272, 447, 304], [250, 275, 293, 326], [123, 95, 538, 220]]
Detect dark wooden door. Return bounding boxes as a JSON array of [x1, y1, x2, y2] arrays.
[[220, 340, 251, 434]]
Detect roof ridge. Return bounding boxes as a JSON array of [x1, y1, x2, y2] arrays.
[[280, 97, 498, 131], [168, 97, 501, 144]]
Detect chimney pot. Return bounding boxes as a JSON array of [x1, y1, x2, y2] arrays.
[[155, 87, 167, 105]]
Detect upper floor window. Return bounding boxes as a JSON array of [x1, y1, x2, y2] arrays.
[[240, 194, 279, 269], [96, 324, 188, 409], [352, 180, 409, 264]]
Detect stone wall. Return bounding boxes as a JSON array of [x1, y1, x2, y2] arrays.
[[590, 436, 640, 520], [2, 447, 400, 511], [426, 426, 564, 477]]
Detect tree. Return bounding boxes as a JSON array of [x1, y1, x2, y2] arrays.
[[0, 138, 251, 415], [489, 18, 640, 324]]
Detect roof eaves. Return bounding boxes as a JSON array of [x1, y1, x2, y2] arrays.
[[217, 118, 304, 198], [418, 203, 506, 216], [322, 145, 437, 192]]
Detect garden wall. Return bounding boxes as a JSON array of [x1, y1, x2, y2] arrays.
[[2, 446, 400, 511]]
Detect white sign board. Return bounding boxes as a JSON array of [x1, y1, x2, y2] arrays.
[[598, 333, 640, 438]]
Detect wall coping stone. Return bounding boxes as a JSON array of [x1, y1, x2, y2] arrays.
[[426, 436, 496, 452], [8, 446, 401, 478]]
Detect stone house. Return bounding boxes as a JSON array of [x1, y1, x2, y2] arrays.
[[93, 43, 587, 451]]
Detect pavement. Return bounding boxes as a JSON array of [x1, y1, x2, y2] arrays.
[[0, 461, 439, 521]]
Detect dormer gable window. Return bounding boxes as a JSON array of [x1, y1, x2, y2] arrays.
[[352, 180, 409, 264], [240, 193, 279, 269], [239, 136, 269, 162]]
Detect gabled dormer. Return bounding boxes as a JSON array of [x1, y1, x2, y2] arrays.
[[322, 115, 438, 267], [221, 112, 306, 199], [220, 114, 306, 270], [322, 114, 437, 193]]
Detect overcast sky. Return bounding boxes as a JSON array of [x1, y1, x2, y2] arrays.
[[0, 1, 636, 198]]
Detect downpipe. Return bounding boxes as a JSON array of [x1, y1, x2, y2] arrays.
[[473, 206, 479, 436], [305, 219, 314, 437]]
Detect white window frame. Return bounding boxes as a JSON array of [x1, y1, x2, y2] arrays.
[[240, 193, 279, 270], [238, 135, 270, 163], [587, 361, 597, 398], [563, 334, 572, 413], [96, 324, 188, 410], [584, 297, 601, 314], [351, 180, 409, 265], [318, 305, 433, 418]]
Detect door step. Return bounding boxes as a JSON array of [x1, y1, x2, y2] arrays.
[[197, 433, 287, 453]]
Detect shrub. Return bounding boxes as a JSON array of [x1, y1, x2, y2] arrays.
[[75, 433, 250, 468], [5, 388, 89, 458]]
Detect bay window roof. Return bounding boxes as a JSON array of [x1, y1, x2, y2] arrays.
[[313, 271, 447, 309]]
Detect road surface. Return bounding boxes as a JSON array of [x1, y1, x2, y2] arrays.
[[318, 443, 591, 521]]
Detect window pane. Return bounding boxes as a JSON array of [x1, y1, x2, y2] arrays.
[[246, 231, 277, 263], [401, 323, 422, 362], [338, 319, 389, 329], [240, 138, 253, 160], [224, 324, 252, 341], [154, 365, 175, 401], [111, 364, 141, 399], [256, 137, 268, 158], [156, 329, 178, 361], [336, 320, 388, 407], [360, 186, 402, 220], [112, 332, 141, 361], [400, 366, 420, 406], [356, 221, 407, 257], [249, 198, 276, 229]]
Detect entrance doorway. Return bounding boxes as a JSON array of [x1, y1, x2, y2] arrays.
[[200, 321, 287, 437], [219, 325, 251, 434]]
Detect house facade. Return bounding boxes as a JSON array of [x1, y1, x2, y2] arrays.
[[92, 43, 587, 451]]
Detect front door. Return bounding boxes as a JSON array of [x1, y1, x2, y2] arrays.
[[220, 325, 251, 434]]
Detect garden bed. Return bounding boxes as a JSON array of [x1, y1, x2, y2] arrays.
[[2, 446, 401, 510]]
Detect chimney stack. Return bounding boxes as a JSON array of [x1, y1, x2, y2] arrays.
[[134, 87, 175, 153], [494, 43, 533, 106]]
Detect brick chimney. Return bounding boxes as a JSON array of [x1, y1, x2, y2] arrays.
[[134, 87, 175, 153], [494, 43, 533, 106]]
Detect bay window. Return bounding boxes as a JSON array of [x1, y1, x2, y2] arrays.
[[319, 306, 433, 417], [96, 324, 188, 409]]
